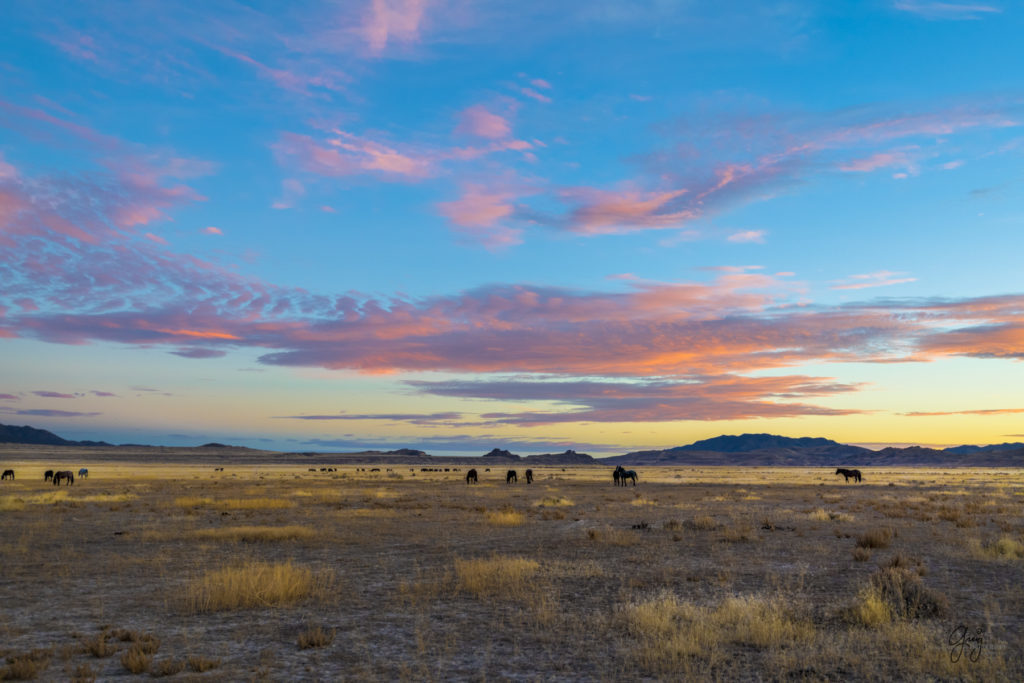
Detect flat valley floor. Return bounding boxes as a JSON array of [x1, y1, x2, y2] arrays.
[[1, 455, 1022, 680]]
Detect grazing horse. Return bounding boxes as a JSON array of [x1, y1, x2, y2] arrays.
[[53, 470, 74, 486], [620, 469, 638, 486], [44, 470, 54, 482], [835, 468, 862, 483], [1, 469, 14, 481], [613, 465, 623, 486], [506, 470, 518, 484], [525, 469, 534, 484], [466, 468, 478, 484], [78, 468, 89, 479]]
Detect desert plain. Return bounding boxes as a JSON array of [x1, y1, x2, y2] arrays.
[[1, 446, 1022, 681]]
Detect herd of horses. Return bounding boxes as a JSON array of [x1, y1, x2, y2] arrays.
[[0, 468, 89, 485], [1, 465, 866, 487]]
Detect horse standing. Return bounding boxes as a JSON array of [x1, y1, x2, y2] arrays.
[[466, 468, 478, 484], [525, 469, 533, 484], [44, 470, 54, 482], [835, 468, 862, 483], [1, 469, 14, 481], [506, 470, 518, 484], [613, 465, 623, 486], [53, 471, 74, 486], [620, 469, 638, 486], [78, 468, 89, 479]]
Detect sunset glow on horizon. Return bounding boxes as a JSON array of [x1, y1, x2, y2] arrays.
[[2, 1, 1024, 455]]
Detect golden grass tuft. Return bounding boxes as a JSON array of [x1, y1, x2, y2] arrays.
[[120, 646, 152, 674], [858, 567, 948, 621], [856, 527, 894, 549], [974, 535, 1024, 560], [174, 496, 213, 508], [586, 525, 641, 546], [212, 497, 296, 510], [184, 561, 335, 613], [1, 648, 52, 680], [454, 555, 539, 599], [191, 525, 314, 543], [484, 509, 526, 526], [186, 655, 220, 672], [687, 515, 716, 530], [621, 593, 813, 673], [297, 625, 336, 649], [149, 658, 185, 677], [849, 586, 892, 627], [534, 496, 573, 507]]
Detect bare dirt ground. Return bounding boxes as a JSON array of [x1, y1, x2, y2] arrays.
[[1, 451, 1021, 681]]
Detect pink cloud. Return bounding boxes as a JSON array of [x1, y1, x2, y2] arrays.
[[517, 86, 552, 103], [0, 394, 19, 401], [145, 232, 169, 245], [839, 150, 915, 173], [437, 186, 523, 249], [212, 45, 349, 96], [361, 0, 427, 54], [559, 187, 694, 234], [32, 390, 76, 399], [274, 131, 433, 180], [456, 105, 512, 140], [530, 78, 552, 90], [727, 230, 766, 243], [203, 226, 223, 235]]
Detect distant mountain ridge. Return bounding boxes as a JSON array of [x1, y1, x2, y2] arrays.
[[3, 423, 1024, 465], [0, 423, 112, 447]]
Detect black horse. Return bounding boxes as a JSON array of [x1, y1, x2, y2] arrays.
[[506, 469, 517, 484], [835, 468, 862, 483], [620, 469, 638, 486], [1, 469, 14, 481], [53, 470, 74, 486], [525, 469, 533, 484], [78, 468, 89, 479], [44, 470, 54, 482], [466, 468, 478, 484], [613, 465, 623, 486]]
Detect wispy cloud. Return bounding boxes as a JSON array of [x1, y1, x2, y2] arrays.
[[32, 391, 76, 399], [831, 271, 917, 290], [893, 2, 1001, 21]]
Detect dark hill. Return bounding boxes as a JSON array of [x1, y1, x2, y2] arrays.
[[523, 449, 596, 465], [0, 423, 112, 447], [943, 442, 1024, 455], [482, 448, 520, 460], [682, 433, 846, 452]]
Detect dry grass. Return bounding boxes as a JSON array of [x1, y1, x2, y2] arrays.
[[856, 527, 895, 549], [297, 625, 336, 649], [186, 655, 220, 672], [212, 497, 296, 510], [120, 646, 152, 674], [586, 525, 641, 546], [622, 593, 813, 674], [191, 525, 315, 543], [184, 561, 335, 613], [1, 457, 1020, 680], [534, 496, 573, 507], [484, 509, 526, 526], [454, 555, 539, 599], [0, 648, 52, 680]]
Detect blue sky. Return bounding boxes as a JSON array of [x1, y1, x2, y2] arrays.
[[2, 1, 1023, 454]]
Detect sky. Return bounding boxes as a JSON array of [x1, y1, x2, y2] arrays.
[[2, 0, 1024, 456]]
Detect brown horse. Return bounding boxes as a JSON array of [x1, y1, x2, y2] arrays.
[[44, 470, 54, 482], [835, 468, 862, 483], [466, 468, 478, 484], [525, 469, 533, 484], [53, 470, 74, 486], [1, 469, 14, 481], [506, 470, 517, 484]]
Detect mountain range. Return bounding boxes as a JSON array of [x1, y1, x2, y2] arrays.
[[3, 423, 1024, 466]]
